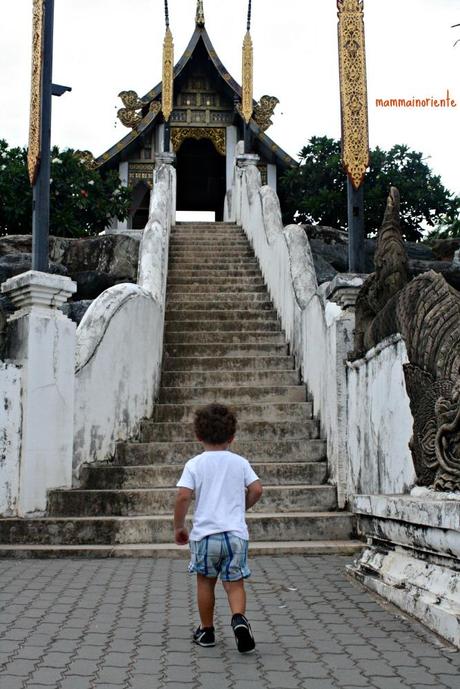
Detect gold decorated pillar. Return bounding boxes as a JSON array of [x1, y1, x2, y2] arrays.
[[242, 1, 254, 153], [161, 2, 174, 153], [337, 0, 369, 272]]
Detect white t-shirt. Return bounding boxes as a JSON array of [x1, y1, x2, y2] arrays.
[[176, 450, 259, 541]]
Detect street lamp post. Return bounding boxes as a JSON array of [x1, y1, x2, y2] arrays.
[[28, 0, 71, 273]]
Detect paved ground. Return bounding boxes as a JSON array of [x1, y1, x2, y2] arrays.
[[0, 555, 459, 689]]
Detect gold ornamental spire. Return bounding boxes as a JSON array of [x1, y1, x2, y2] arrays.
[[161, 20, 174, 122], [337, 0, 369, 189], [196, 0, 205, 26], [241, 1, 254, 124], [28, 0, 45, 185]]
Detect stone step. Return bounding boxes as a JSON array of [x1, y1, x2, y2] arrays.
[[48, 485, 338, 517], [158, 387, 307, 406], [167, 283, 267, 294], [167, 277, 265, 287], [168, 256, 258, 265], [164, 331, 286, 345], [166, 294, 271, 305], [166, 292, 270, 304], [80, 461, 328, 490], [167, 269, 262, 278], [166, 298, 278, 320], [174, 222, 239, 227], [162, 354, 294, 371], [153, 401, 310, 422], [160, 369, 300, 387], [169, 250, 254, 259], [172, 228, 244, 233], [165, 309, 278, 322], [165, 320, 280, 334], [0, 540, 364, 559], [169, 240, 250, 247], [139, 420, 320, 443], [171, 231, 244, 236], [116, 439, 327, 465], [0, 513, 356, 545]]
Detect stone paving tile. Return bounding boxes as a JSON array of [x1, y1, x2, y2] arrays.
[[0, 555, 459, 689]]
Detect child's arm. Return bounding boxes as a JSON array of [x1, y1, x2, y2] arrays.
[[246, 480, 263, 510], [174, 487, 193, 545]]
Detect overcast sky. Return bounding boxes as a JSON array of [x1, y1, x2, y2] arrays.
[[1, 0, 459, 194]]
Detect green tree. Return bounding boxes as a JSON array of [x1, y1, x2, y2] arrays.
[[280, 136, 460, 241], [0, 140, 131, 237]]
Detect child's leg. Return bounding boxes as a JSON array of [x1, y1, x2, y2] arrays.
[[222, 579, 246, 616], [197, 574, 218, 628]]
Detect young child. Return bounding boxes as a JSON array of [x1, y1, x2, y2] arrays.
[[173, 403, 263, 653]]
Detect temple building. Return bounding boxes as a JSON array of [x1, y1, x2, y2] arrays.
[[96, 1, 296, 229]]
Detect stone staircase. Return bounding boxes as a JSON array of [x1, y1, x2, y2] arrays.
[[0, 222, 361, 557]]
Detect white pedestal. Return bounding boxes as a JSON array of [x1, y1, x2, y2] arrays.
[[350, 493, 460, 648], [2, 271, 77, 515]]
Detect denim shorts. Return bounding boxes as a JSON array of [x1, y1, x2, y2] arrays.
[[188, 532, 251, 581]]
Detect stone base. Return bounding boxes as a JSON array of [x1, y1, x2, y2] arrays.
[[350, 494, 460, 647]]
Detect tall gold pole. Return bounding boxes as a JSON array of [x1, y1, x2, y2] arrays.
[[28, 0, 45, 185], [241, 1, 254, 153], [241, 31, 254, 125], [161, 0, 174, 154], [161, 27, 174, 123], [337, 0, 369, 190], [337, 0, 369, 272]]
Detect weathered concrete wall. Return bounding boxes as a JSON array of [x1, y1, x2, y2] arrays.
[[73, 163, 176, 474], [351, 492, 460, 647], [226, 157, 416, 506], [226, 158, 356, 507], [347, 336, 416, 496], [1, 272, 77, 515], [0, 363, 22, 515]]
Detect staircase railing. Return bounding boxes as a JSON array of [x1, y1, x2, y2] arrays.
[[73, 162, 176, 476], [225, 154, 416, 508], [225, 155, 359, 508]]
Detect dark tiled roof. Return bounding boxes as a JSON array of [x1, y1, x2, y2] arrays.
[[96, 26, 297, 170]]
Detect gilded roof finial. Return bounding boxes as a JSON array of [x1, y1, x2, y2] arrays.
[[196, 0, 205, 26], [241, 0, 253, 124]]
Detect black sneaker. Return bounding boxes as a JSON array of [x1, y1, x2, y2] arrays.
[[231, 614, 256, 653], [193, 626, 215, 647]]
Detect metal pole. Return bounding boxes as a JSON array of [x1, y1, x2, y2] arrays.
[[32, 0, 54, 273], [347, 178, 365, 273], [244, 123, 251, 154], [163, 121, 171, 153]]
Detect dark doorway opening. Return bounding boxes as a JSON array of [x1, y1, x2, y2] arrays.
[[176, 138, 226, 221], [131, 183, 151, 230]]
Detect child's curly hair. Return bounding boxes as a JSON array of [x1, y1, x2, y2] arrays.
[[194, 403, 237, 445]]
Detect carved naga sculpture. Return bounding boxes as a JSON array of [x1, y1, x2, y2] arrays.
[[353, 187, 460, 492]]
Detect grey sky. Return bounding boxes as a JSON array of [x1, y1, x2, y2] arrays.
[[1, 0, 459, 195]]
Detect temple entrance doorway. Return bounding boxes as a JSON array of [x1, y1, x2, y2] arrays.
[[176, 138, 226, 221], [130, 182, 151, 230]]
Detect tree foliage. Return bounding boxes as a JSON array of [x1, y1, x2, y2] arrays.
[[0, 140, 131, 237], [280, 136, 460, 241]]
